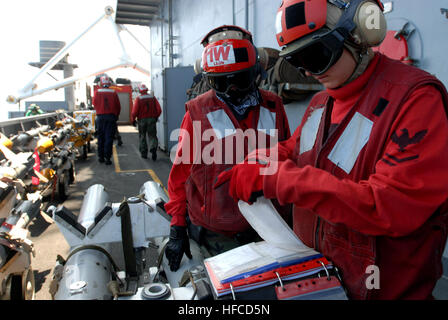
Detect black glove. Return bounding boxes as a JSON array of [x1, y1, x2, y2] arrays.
[[165, 226, 192, 271], [132, 120, 137, 127]]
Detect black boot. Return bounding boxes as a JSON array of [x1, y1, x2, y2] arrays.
[[151, 148, 157, 161]]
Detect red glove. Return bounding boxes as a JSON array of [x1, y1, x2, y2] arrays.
[[214, 163, 265, 204]]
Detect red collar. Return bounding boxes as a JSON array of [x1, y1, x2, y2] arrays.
[[327, 53, 381, 102]]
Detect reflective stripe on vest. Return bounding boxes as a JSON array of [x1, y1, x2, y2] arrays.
[[300, 108, 325, 155], [206, 107, 277, 140], [258, 107, 277, 136], [140, 95, 153, 99], [328, 112, 373, 174], [206, 109, 237, 139], [98, 89, 115, 93]]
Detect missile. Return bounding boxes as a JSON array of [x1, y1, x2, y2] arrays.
[[0, 134, 13, 150], [0, 198, 41, 235], [8, 126, 51, 151], [0, 181, 17, 220], [0, 198, 40, 300], [0, 144, 34, 181]]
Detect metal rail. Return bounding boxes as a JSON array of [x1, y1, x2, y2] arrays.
[[6, 6, 150, 105]]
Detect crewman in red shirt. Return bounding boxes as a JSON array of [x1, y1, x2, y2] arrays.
[[164, 26, 292, 271], [93, 75, 121, 165], [131, 84, 162, 161], [216, 0, 448, 299]]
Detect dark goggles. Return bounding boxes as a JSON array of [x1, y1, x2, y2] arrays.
[[284, 28, 346, 75], [205, 67, 257, 95]]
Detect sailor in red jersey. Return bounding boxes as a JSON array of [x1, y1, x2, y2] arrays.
[[216, 1, 448, 299], [131, 84, 162, 160], [93, 75, 121, 166], [164, 26, 291, 271]]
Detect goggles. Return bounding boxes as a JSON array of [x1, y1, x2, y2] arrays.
[[205, 67, 257, 95], [284, 27, 346, 75]]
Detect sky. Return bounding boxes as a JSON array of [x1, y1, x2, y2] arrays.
[[0, 0, 151, 120]]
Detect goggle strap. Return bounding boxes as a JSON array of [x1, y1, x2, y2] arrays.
[[328, 0, 350, 10], [334, 0, 362, 35]]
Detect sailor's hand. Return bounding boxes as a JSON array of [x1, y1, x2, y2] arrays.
[[214, 162, 265, 204], [165, 225, 192, 272]]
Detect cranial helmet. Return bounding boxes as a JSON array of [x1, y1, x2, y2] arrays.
[[201, 25, 263, 98], [100, 75, 112, 88], [138, 83, 149, 94], [275, 0, 387, 78]]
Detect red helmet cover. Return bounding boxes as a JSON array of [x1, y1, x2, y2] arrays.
[[138, 83, 149, 94], [100, 76, 112, 88], [276, 0, 327, 47], [202, 39, 257, 75], [276, 0, 384, 47]]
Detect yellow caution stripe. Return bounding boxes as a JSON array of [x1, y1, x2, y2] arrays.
[[112, 145, 168, 195]]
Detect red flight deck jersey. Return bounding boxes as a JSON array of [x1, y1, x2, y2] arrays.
[[165, 89, 291, 234], [131, 94, 162, 122], [261, 53, 448, 299], [93, 88, 121, 117]]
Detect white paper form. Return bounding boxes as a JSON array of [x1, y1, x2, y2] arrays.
[[238, 197, 316, 253], [205, 242, 275, 282], [204, 197, 319, 283]]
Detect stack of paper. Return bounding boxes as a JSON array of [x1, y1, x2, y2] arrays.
[[204, 197, 326, 298], [205, 241, 320, 285], [205, 253, 331, 297], [238, 197, 313, 253]]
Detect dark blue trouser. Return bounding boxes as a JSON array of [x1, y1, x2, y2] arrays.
[[96, 114, 117, 160]]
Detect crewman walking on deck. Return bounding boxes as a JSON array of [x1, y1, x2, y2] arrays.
[[216, 0, 448, 299], [93, 75, 121, 166], [164, 25, 292, 272], [131, 84, 162, 161]]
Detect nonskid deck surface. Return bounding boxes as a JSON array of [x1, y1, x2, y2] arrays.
[[28, 125, 173, 300]]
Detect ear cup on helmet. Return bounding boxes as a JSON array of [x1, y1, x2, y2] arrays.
[[326, 0, 386, 48], [352, 1, 387, 47]]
